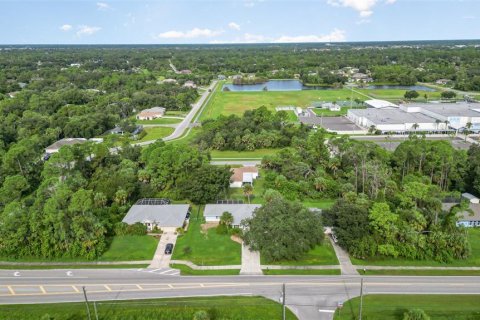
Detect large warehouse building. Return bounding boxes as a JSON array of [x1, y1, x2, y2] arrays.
[[347, 102, 480, 133]]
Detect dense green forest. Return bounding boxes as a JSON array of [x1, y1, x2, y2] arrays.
[[1, 43, 480, 260]]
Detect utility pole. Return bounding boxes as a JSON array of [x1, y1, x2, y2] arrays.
[[282, 283, 286, 320], [358, 277, 364, 320], [93, 301, 99, 320], [82, 286, 92, 320]]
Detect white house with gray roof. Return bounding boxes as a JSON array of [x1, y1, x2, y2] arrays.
[[123, 203, 190, 232], [204, 204, 261, 227]]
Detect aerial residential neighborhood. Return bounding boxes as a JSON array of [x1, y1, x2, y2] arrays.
[[1, 1, 480, 319]]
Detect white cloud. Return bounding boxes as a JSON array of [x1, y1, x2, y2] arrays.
[[327, 0, 395, 17], [97, 2, 110, 10], [243, 33, 268, 43], [228, 22, 241, 31], [60, 24, 72, 32], [244, 1, 255, 7], [77, 25, 101, 36], [274, 29, 346, 43], [157, 28, 223, 39]]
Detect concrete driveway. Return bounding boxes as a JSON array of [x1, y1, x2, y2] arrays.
[[240, 243, 262, 275], [148, 231, 178, 269]]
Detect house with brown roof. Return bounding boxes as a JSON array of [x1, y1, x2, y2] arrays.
[[136, 107, 166, 120], [230, 166, 259, 188]]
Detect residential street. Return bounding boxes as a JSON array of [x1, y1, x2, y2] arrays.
[[1, 270, 480, 320]]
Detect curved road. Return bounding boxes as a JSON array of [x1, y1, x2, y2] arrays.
[[1, 269, 480, 320]]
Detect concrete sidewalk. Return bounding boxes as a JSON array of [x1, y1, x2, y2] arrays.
[[149, 231, 177, 269], [240, 243, 262, 275], [329, 238, 358, 275]]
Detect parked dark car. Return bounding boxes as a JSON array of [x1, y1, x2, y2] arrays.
[[186, 211, 191, 219], [164, 243, 174, 254]]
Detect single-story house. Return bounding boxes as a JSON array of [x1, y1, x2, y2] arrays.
[[183, 80, 197, 89], [204, 204, 262, 227], [230, 166, 259, 188], [435, 79, 450, 85], [180, 69, 192, 74], [217, 75, 226, 80], [122, 202, 190, 232], [442, 202, 480, 228], [106, 125, 143, 136], [136, 107, 166, 120], [162, 78, 178, 84], [45, 138, 88, 154], [322, 102, 341, 111]]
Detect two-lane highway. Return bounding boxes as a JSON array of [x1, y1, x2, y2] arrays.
[[1, 269, 480, 320]]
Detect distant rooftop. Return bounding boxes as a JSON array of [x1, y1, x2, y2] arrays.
[[122, 203, 189, 227], [204, 204, 261, 226], [408, 102, 480, 118], [349, 108, 437, 125]]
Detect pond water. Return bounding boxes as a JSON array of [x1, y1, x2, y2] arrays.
[[222, 80, 437, 92]]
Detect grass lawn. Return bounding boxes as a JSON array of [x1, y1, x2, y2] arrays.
[[311, 107, 354, 117], [137, 126, 174, 142], [0, 235, 158, 264], [261, 238, 339, 266], [171, 264, 240, 276], [165, 110, 189, 117], [136, 117, 183, 125], [357, 88, 442, 102], [0, 264, 149, 270], [98, 235, 159, 261], [263, 269, 340, 275], [352, 229, 480, 267], [172, 211, 241, 266], [358, 269, 480, 276], [334, 295, 480, 320], [0, 296, 297, 320], [211, 148, 279, 159], [200, 89, 367, 120]]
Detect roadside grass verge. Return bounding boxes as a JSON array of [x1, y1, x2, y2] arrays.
[[352, 229, 480, 267], [261, 238, 339, 266], [262, 269, 340, 275], [358, 269, 480, 276], [0, 296, 297, 320], [172, 210, 241, 266], [334, 295, 480, 320], [171, 264, 240, 276], [137, 127, 175, 142], [0, 264, 149, 270]]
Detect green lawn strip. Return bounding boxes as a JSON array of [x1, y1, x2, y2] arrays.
[[165, 110, 189, 117], [136, 118, 183, 125], [357, 88, 442, 101], [352, 229, 480, 267], [334, 295, 480, 320], [137, 127, 175, 142], [172, 212, 241, 266], [262, 269, 340, 275], [358, 269, 480, 276], [311, 107, 353, 117], [261, 238, 339, 266], [98, 235, 159, 261], [201, 89, 367, 120], [210, 148, 279, 159], [0, 235, 158, 263], [0, 296, 297, 320], [171, 264, 240, 276], [0, 264, 149, 270]]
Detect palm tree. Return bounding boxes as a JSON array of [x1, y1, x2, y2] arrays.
[[314, 177, 327, 192], [444, 120, 450, 134], [464, 122, 473, 141], [412, 123, 419, 133], [368, 125, 377, 134], [220, 211, 234, 227], [435, 119, 441, 133], [243, 184, 253, 204]]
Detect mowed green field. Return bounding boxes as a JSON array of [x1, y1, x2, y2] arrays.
[[334, 295, 480, 320], [0, 296, 297, 320], [351, 228, 480, 267], [200, 89, 367, 120], [357, 88, 442, 101], [137, 126, 175, 142]]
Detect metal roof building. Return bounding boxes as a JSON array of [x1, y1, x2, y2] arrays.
[[204, 204, 261, 227], [122, 203, 190, 231]]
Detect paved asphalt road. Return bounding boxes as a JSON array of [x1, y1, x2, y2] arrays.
[[134, 80, 218, 146], [1, 269, 480, 320]]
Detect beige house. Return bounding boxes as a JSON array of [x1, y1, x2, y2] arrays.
[[230, 166, 259, 188], [136, 107, 166, 120]]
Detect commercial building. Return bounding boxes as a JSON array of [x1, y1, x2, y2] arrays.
[[364, 99, 398, 109], [347, 102, 480, 133]]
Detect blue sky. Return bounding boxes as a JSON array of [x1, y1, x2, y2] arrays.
[[0, 0, 479, 44]]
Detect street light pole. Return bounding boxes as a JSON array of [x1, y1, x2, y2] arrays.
[[82, 286, 92, 320], [282, 283, 286, 320], [358, 277, 364, 320]]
